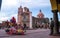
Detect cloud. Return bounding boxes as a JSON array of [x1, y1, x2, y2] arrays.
[[1, 0, 50, 12], [0, 17, 9, 21], [10, 14, 17, 20], [20, 0, 50, 8], [1, 0, 19, 11], [0, 12, 6, 17], [0, 0, 18, 22], [0, 13, 9, 22], [2, 0, 19, 6], [0, 0, 51, 23], [0, 12, 17, 22], [8, 14, 17, 22], [0, 12, 9, 21]]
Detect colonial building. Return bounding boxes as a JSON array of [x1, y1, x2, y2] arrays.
[[37, 10, 44, 18], [18, 6, 32, 29], [32, 10, 49, 28], [18, 6, 49, 29]]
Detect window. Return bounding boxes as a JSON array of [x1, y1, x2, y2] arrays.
[[23, 15, 28, 21]]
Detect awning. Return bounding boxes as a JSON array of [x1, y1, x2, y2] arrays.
[[50, 0, 60, 12]]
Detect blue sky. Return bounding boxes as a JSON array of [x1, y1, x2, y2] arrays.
[[0, 0, 60, 23]]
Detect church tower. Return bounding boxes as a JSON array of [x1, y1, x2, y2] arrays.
[[18, 6, 32, 29], [18, 6, 23, 24]]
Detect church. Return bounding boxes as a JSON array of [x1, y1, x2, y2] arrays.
[[18, 6, 49, 29]]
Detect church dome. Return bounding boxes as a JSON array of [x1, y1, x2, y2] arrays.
[[37, 10, 44, 18]]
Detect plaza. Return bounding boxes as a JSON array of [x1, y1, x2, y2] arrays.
[[0, 0, 60, 38], [0, 28, 60, 38]]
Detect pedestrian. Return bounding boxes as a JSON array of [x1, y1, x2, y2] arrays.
[[23, 24, 26, 32], [50, 18, 54, 35], [0, 25, 1, 29]]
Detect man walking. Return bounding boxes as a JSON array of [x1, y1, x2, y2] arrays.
[[50, 18, 54, 35], [23, 24, 26, 32]]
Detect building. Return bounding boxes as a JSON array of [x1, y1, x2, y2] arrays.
[[37, 10, 44, 18], [18, 6, 32, 29], [32, 10, 49, 28], [32, 17, 49, 28], [18, 6, 49, 29]]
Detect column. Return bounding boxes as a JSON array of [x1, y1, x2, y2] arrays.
[[29, 12, 32, 29], [52, 10, 59, 34]]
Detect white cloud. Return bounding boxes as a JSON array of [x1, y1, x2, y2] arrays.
[[8, 14, 17, 22], [10, 14, 17, 19], [0, 13, 17, 23], [1, 0, 50, 11], [20, 0, 50, 8], [0, 0, 51, 23], [0, 17, 9, 21], [0, 12, 9, 21], [2, 0, 19, 6], [1, 0, 19, 11], [0, 12, 6, 17]]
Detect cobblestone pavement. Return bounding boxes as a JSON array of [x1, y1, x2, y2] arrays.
[[0, 28, 60, 38]]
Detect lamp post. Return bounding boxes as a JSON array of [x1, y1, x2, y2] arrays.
[[50, 0, 60, 34], [0, 0, 2, 10]]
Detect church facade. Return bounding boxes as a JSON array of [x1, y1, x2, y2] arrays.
[[18, 6, 49, 29], [18, 6, 32, 29]]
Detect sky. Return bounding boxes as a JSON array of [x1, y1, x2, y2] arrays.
[[0, 0, 60, 23]]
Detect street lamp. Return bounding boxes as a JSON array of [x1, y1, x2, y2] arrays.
[[50, 0, 60, 34]]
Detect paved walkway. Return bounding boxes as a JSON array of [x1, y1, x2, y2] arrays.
[[0, 28, 60, 38]]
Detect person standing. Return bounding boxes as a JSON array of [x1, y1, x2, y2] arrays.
[[50, 18, 54, 35], [23, 24, 26, 32]]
